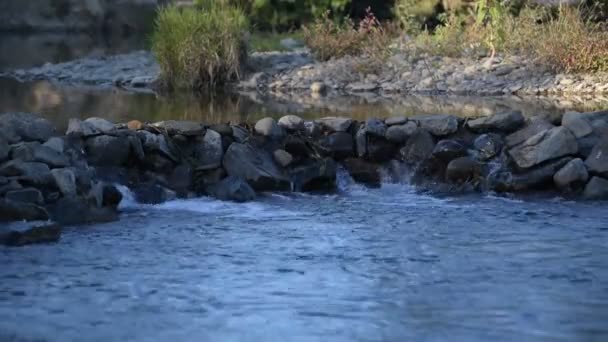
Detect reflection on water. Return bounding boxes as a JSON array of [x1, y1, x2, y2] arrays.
[[2, 77, 608, 131]]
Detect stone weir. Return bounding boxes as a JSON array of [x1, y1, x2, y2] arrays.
[[1, 110, 608, 246]]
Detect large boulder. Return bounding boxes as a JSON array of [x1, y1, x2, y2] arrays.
[[278, 115, 305, 131], [366, 137, 396, 163], [508, 127, 578, 169], [562, 112, 593, 138], [206, 176, 256, 202], [138, 131, 178, 162], [5, 188, 43, 205], [583, 177, 608, 200], [290, 158, 337, 192], [487, 157, 572, 192], [445, 157, 481, 184], [0, 221, 61, 247], [0, 112, 56, 143], [585, 139, 608, 176], [319, 132, 354, 159], [0, 160, 52, 186], [467, 111, 525, 133], [273, 149, 293, 168], [432, 140, 467, 163], [194, 129, 223, 170], [132, 183, 177, 204], [152, 120, 204, 136], [343, 158, 381, 187], [316, 117, 353, 133], [505, 117, 554, 148], [0, 199, 49, 222], [255, 117, 285, 138], [400, 129, 435, 164], [231, 125, 250, 143], [168, 164, 192, 197], [473, 133, 503, 161], [51, 168, 77, 197], [553, 158, 589, 189], [223, 143, 290, 192], [66, 117, 115, 137], [50, 196, 119, 226], [411, 114, 459, 136], [365, 118, 387, 137], [385, 122, 417, 144], [85, 135, 131, 166], [11, 142, 69, 168]]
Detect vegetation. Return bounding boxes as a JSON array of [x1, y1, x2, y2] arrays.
[[151, 1, 249, 90]]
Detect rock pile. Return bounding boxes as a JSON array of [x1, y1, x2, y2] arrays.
[[2, 109, 607, 246]]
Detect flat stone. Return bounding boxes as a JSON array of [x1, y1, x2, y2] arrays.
[[553, 158, 589, 189], [42, 137, 65, 154], [278, 115, 305, 131], [411, 114, 459, 136], [347, 82, 379, 92], [384, 116, 408, 126], [51, 168, 77, 197], [83, 117, 115, 133], [585, 139, 608, 176], [11, 142, 69, 168], [583, 177, 608, 200], [467, 111, 525, 133], [316, 117, 353, 133], [0, 221, 61, 246], [506, 117, 554, 148], [385, 122, 417, 144], [152, 120, 204, 136], [5, 188, 43, 205], [508, 127, 578, 169], [562, 112, 593, 138], [0, 160, 52, 186], [0, 199, 49, 222]]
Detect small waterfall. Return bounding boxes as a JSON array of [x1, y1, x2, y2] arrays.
[[115, 184, 139, 210]]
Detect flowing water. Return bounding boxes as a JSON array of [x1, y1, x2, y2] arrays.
[[1, 175, 607, 342], [1, 33, 608, 341]]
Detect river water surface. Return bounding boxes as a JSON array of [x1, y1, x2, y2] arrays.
[[1, 177, 607, 342]]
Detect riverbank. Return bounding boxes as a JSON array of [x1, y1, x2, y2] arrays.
[[1, 109, 607, 246]]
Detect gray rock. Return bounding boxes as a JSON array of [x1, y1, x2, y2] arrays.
[[85, 135, 131, 166], [583, 177, 608, 200], [508, 127, 578, 169], [0, 199, 49, 222], [5, 188, 43, 205], [0, 160, 52, 186], [316, 117, 353, 133], [467, 111, 525, 133], [231, 125, 249, 143], [0, 221, 61, 247], [66, 118, 99, 136], [562, 112, 593, 138], [432, 140, 467, 163], [0, 112, 56, 143], [255, 117, 284, 138], [206, 176, 256, 202], [42, 137, 65, 154], [474, 134, 503, 161], [0, 179, 21, 196], [223, 143, 290, 192], [446, 157, 480, 183], [411, 114, 459, 136], [490, 157, 573, 192], [138, 131, 178, 162], [273, 149, 293, 167], [152, 120, 204, 136], [168, 164, 192, 196], [384, 116, 408, 126], [506, 117, 554, 148], [553, 158, 589, 189], [347, 82, 379, 92], [51, 168, 77, 197], [385, 122, 417, 144], [365, 118, 387, 137], [343, 158, 381, 187], [290, 158, 337, 192], [355, 126, 367, 157], [194, 129, 223, 170], [320, 132, 354, 159], [209, 124, 233, 137], [11, 142, 68, 168], [0, 133, 9, 162], [133, 183, 177, 205], [278, 115, 305, 131], [400, 129, 435, 164], [366, 138, 396, 163], [84, 117, 115, 133], [128, 134, 145, 162], [585, 139, 608, 176]]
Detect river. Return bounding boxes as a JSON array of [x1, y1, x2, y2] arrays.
[[1, 33, 608, 341]]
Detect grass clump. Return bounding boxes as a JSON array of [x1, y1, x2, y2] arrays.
[[151, 2, 249, 90], [302, 8, 396, 67], [405, 3, 608, 73]]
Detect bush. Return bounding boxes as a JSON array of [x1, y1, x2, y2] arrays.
[[151, 3, 249, 90], [302, 9, 395, 64]]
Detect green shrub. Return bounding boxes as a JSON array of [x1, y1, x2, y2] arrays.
[[151, 3, 249, 90]]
